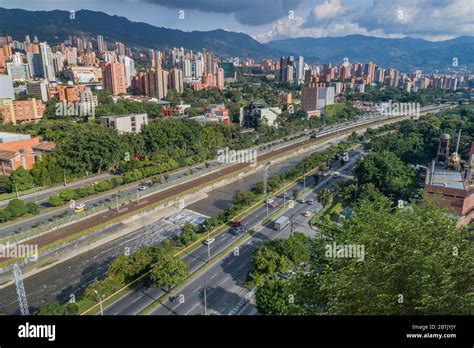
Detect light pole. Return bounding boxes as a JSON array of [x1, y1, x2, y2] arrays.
[[263, 163, 270, 218], [207, 230, 211, 262], [94, 290, 103, 316], [203, 282, 208, 316]]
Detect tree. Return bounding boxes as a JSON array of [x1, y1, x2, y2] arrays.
[[232, 190, 256, 206], [256, 280, 304, 315], [7, 199, 27, 218], [10, 167, 34, 191], [292, 189, 300, 201], [150, 256, 188, 291], [0, 175, 12, 193], [252, 246, 290, 280], [318, 188, 333, 207], [35, 303, 78, 315], [318, 196, 474, 314], [354, 150, 417, 199], [180, 223, 198, 245]]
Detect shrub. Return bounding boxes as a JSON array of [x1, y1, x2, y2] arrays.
[[7, 199, 27, 218], [26, 202, 39, 215], [49, 195, 64, 207]]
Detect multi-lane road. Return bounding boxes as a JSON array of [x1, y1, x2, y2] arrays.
[[101, 149, 362, 315]]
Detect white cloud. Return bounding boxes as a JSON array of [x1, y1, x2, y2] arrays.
[[256, 0, 474, 42], [312, 0, 347, 21]]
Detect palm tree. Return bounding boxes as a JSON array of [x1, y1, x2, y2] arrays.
[[318, 188, 333, 207]]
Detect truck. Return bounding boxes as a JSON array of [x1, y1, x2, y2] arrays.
[[273, 216, 290, 231]]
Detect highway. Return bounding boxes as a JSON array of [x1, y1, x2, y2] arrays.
[[0, 140, 336, 314], [0, 105, 444, 239], [101, 149, 362, 315], [0, 104, 446, 313]]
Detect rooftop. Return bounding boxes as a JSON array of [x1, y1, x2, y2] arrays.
[[430, 169, 465, 190], [0, 132, 31, 143]]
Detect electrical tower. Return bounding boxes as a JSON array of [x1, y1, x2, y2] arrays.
[[13, 263, 29, 315]]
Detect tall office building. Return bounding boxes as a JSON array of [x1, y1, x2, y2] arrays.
[[296, 56, 305, 81], [279, 56, 294, 83], [222, 61, 236, 82], [102, 62, 127, 95], [97, 35, 106, 52], [39, 42, 56, 81]]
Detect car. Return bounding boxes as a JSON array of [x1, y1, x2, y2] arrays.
[[169, 295, 179, 303], [137, 184, 148, 191], [303, 211, 312, 217], [74, 203, 86, 213], [203, 238, 215, 245], [307, 199, 315, 205], [333, 171, 341, 178]]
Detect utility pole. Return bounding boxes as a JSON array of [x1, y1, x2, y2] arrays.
[[63, 169, 67, 186], [13, 264, 29, 315], [115, 195, 119, 212], [203, 282, 208, 316], [94, 290, 103, 315], [263, 163, 270, 217], [207, 229, 211, 262]]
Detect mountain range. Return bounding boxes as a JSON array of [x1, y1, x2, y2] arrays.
[[0, 8, 472, 72]]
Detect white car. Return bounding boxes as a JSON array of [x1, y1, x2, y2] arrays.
[[333, 171, 341, 178], [203, 238, 215, 245]]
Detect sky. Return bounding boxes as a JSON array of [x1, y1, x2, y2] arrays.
[[2, 0, 473, 42]]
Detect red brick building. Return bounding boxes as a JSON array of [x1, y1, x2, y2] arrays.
[[0, 132, 55, 175]]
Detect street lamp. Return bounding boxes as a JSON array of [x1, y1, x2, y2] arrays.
[[94, 290, 104, 316]]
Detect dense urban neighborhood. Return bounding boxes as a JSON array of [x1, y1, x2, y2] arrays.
[[0, 3, 472, 346]]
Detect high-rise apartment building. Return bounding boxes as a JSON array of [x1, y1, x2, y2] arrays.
[[102, 61, 127, 95], [170, 67, 184, 93], [97, 35, 106, 52], [301, 86, 319, 112]]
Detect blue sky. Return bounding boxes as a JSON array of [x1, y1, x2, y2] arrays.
[[2, 0, 473, 42]]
